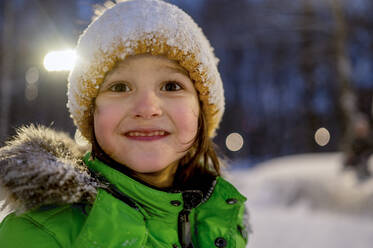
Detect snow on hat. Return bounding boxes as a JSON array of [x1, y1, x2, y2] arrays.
[[67, 0, 224, 141]]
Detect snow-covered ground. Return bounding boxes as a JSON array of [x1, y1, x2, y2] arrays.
[[228, 153, 373, 248]]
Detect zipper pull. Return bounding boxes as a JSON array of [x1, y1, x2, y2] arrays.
[[178, 190, 202, 248], [179, 209, 193, 248]]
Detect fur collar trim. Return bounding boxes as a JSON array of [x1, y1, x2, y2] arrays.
[[0, 125, 102, 214]]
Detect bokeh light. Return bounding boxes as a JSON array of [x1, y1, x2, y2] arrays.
[[226, 132, 244, 152], [25, 84, 38, 101], [43, 49, 76, 71], [25, 66, 39, 101], [25, 67, 39, 84], [314, 127, 330, 146]]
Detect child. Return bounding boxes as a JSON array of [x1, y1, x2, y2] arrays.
[[0, 0, 250, 247]]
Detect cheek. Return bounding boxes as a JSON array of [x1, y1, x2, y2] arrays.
[[173, 100, 199, 140], [93, 100, 123, 138]]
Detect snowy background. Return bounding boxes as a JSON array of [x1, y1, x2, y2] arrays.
[[228, 153, 373, 248]]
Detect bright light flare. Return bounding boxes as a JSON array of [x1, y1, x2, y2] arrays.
[[226, 132, 244, 152], [314, 127, 330, 147], [43, 50, 77, 71]]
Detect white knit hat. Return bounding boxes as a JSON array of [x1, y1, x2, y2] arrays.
[[67, 0, 224, 141]]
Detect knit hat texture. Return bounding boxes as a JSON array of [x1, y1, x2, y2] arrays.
[[67, 0, 224, 141]]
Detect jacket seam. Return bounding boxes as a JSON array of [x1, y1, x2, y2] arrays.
[[19, 215, 63, 248], [227, 204, 241, 248], [71, 190, 103, 247]]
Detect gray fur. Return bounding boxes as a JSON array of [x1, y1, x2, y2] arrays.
[[0, 125, 102, 214]]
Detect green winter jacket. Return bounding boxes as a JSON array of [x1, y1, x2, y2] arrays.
[[0, 126, 249, 248]]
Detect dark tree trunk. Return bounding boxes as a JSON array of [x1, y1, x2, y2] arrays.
[[299, 0, 321, 151], [329, 0, 359, 138], [0, 1, 15, 144]]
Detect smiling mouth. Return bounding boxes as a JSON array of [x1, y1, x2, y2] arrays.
[[126, 130, 167, 137], [124, 130, 169, 141]]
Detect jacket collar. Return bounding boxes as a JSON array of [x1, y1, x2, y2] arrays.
[[84, 154, 185, 215]]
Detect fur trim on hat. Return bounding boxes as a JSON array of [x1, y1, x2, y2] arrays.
[[67, 0, 224, 141], [0, 125, 102, 214]]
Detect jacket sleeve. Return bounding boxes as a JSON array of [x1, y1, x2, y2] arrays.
[[0, 213, 62, 248]]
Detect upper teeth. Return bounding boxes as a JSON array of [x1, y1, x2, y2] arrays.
[[127, 131, 166, 137]]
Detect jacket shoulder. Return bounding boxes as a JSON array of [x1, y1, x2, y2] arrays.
[[0, 204, 88, 248], [214, 177, 247, 202], [216, 177, 251, 244], [192, 177, 249, 247]]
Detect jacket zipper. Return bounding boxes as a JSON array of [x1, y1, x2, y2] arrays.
[[178, 190, 205, 248]]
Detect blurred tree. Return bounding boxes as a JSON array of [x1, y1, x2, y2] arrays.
[[330, 0, 373, 179], [329, 0, 358, 133]]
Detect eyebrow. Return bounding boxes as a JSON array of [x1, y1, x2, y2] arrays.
[[164, 63, 189, 77]]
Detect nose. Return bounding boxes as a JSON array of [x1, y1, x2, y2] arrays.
[[132, 90, 162, 119]]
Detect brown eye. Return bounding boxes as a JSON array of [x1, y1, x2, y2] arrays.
[[109, 83, 131, 92], [161, 81, 182, 91]]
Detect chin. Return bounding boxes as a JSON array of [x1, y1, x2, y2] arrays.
[[132, 165, 168, 174], [127, 160, 175, 174]]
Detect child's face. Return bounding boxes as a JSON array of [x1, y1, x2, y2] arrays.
[[94, 54, 200, 177]]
